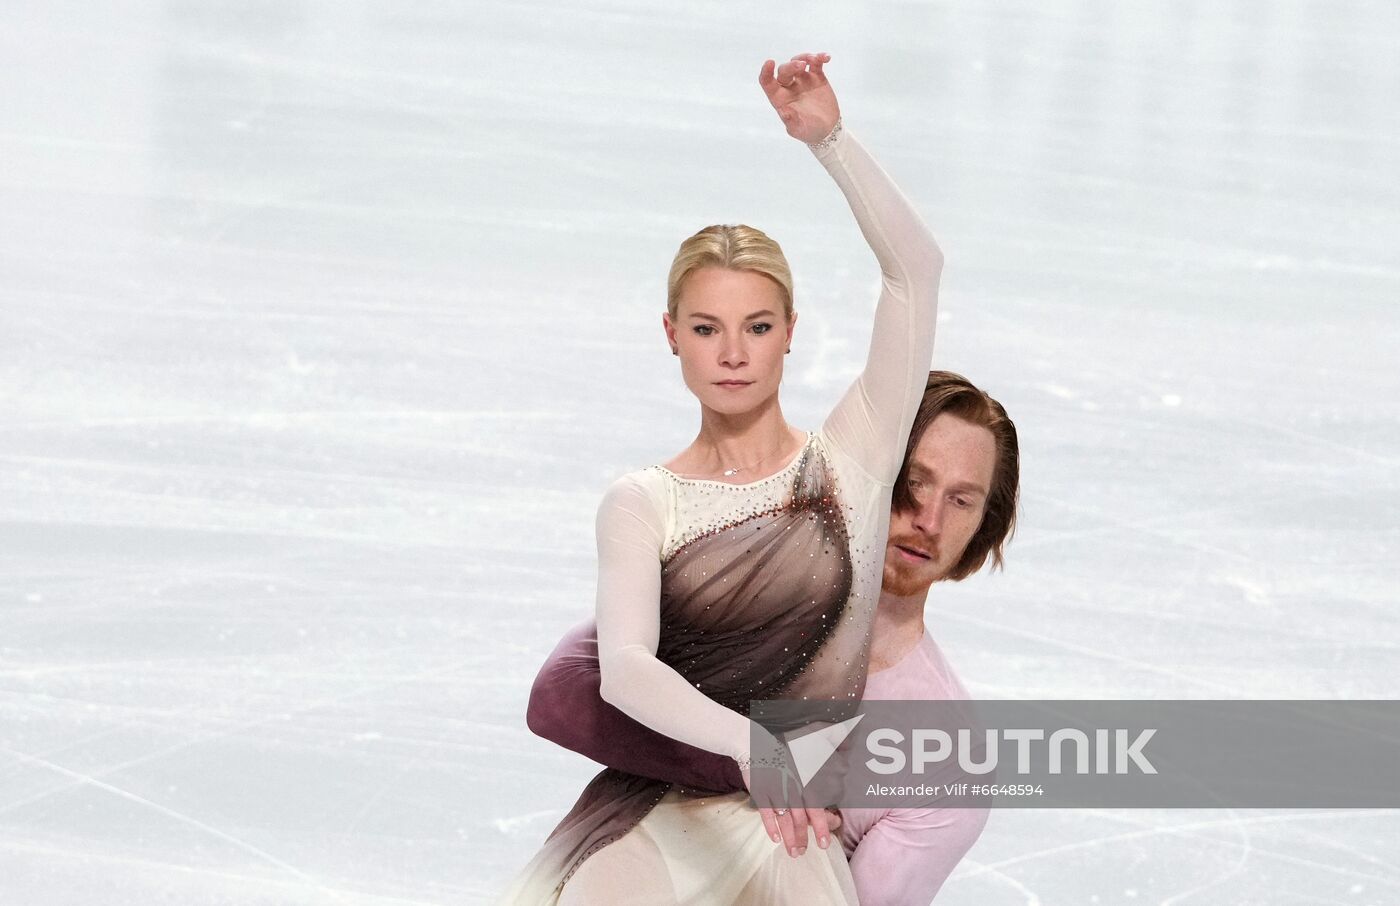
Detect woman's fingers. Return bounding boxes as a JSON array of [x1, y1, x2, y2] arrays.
[[805, 806, 830, 850], [757, 807, 782, 843], [780, 59, 815, 86], [760, 58, 801, 96], [787, 806, 810, 856], [788, 52, 830, 74], [758, 58, 779, 92], [775, 808, 800, 855], [764, 53, 831, 91], [754, 787, 802, 852], [793, 53, 829, 83], [762, 806, 835, 857]]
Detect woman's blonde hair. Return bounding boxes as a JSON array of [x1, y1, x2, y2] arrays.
[[666, 224, 794, 321]]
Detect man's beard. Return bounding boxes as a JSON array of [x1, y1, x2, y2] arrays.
[[882, 555, 938, 597]]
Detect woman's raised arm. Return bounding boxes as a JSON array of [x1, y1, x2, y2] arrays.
[[763, 54, 943, 483]]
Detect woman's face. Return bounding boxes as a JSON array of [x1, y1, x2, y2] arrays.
[[663, 267, 795, 416]]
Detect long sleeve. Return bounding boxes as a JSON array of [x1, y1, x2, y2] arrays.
[[845, 806, 989, 906], [812, 120, 944, 484], [526, 619, 748, 792], [591, 474, 755, 763]]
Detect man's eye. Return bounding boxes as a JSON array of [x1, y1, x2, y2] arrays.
[[693, 325, 716, 336], [751, 322, 773, 335]]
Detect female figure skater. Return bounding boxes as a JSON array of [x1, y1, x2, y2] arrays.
[[497, 52, 943, 904]]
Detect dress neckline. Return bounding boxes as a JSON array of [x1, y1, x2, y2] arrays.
[[653, 432, 814, 489]]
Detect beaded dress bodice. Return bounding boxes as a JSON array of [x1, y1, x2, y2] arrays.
[[651, 435, 856, 716]]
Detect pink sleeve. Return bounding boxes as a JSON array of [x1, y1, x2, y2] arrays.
[[847, 806, 989, 906]]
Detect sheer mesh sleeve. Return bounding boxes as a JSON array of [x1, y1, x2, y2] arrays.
[[592, 474, 755, 762], [811, 120, 943, 484]]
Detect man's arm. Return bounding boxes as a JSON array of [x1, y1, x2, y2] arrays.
[[526, 618, 747, 794], [843, 806, 989, 906]]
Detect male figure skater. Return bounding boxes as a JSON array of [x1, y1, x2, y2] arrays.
[[527, 371, 1019, 905]]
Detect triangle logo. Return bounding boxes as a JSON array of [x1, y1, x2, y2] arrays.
[[785, 714, 866, 785]]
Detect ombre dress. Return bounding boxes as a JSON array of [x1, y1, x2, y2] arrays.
[[496, 119, 943, 905], [526, 623, 990, 905]]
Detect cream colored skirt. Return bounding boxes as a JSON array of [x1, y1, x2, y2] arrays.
[[498, 788, 858, 905]]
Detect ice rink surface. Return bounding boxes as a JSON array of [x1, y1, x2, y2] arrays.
[[3, 1, 1399, 903]]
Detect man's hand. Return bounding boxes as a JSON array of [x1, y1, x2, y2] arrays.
[[759, 53, 840, 145]]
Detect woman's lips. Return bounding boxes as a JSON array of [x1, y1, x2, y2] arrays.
[[715, 381, 753, 389]]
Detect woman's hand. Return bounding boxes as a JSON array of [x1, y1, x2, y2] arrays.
[[738, 756, 839, 858], [759, 53, 840, 145]]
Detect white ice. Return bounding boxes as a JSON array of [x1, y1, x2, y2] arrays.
[[3, 2, 1399, 904]]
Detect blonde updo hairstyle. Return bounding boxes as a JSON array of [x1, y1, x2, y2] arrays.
[[666, 224, 794, 322]]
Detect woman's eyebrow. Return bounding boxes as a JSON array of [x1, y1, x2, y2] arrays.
[[687, 310, 779, 321]]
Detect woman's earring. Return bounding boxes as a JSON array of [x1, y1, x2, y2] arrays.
[[785, 347, 791, 354], [671, 348, 679, 356]]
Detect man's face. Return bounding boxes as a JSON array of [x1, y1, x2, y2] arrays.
[[882, 413, 997, 596]]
